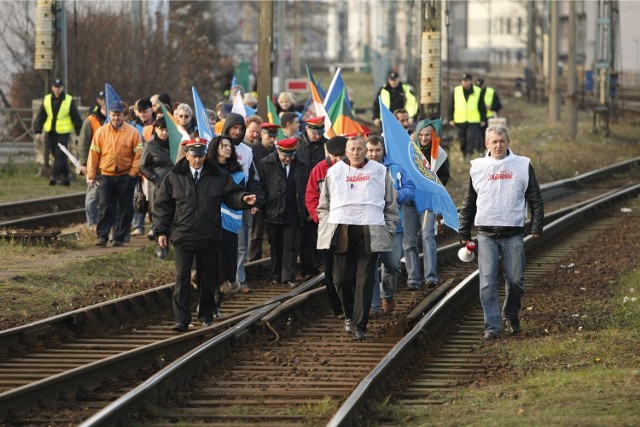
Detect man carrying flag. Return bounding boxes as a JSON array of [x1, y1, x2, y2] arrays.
[[402, 118, 450, 290]]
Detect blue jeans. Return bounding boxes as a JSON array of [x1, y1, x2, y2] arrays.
[[402, 204, 438, 285], [477, 233, 526, 334], [236, 210, 251, 284], [372, 232, 404, 310], [85, 183, 98, 227]]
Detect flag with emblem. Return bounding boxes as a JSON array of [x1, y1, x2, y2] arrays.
[[379, 99, 459, 232]]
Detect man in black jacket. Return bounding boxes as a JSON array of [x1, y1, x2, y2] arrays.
[[154, 138, 256, 332], [458, 125, 543, 341], [258, 137, 309, 287]]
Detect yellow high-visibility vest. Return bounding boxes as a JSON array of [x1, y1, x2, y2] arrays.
[[484, 87, 495, 118], [453, 85, 481, 123], [380, 84, 418, 117], [43, 93, 74, 134]]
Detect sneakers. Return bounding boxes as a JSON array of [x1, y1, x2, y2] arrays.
[[382, 299, 395, 313], [344, 318, 353, 332], [353, 330, 367, 340], [284, 281, 298, 288], [408, 283, 420, 291], [201, 320, 213, 327], [95, 237, 107, 247], [483, 331, 498, 341], [131, 228, 145, 236], [505, 318, 521, 335]]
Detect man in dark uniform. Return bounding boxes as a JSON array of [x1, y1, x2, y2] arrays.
[[33, 78, 83, 186], [295, 116, 327, 279], [258, 137, 310, 287], [475, 78, 503, 154], [153, 138, 256, 332], [249, 122, 280, 261], [372, 71, 418, 130], [448, 73, 487, 162]]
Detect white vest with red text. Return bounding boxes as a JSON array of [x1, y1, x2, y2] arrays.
[[469, 151, 530, 227], [326, 160, 387, 226]]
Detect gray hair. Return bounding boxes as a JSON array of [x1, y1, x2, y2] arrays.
[[175, 103, 193, 116], [486, 125, 510, 142]]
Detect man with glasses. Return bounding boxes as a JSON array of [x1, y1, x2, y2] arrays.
[[175, 103, 197, 135]]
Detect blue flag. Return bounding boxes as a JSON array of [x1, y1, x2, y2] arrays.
[[192, 86, 215, 142], [379, 99, 459, 232], [104, 83, 121, 124]]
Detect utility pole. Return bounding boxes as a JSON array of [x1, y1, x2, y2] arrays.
[[526, 0, 537, 103], [257, 1, 273, 117], [567, 0, 578, 138], [419, 0, 442, 120], [548, 0, 560, 122]]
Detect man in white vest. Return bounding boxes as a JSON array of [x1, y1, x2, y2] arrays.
[[458, 125, 544, 341], [317, 136, 399, 340]]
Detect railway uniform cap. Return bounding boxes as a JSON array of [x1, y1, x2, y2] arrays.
[[388, 71, 399, 80], [260, 122, 281, 136], [305, 116, 325, 130], [137, 97, 152, 111], [182, 137, 208, 156], [462, 73, 473, 81], [97, 90, 105, 100], [276, 137, 298, 156], [108, 100, 125, 113], [326, 136, 347, 156]]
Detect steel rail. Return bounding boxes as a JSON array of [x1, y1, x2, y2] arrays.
[[327, 183, 640, 426]]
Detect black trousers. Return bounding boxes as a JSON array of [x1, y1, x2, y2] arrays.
[[456, 122, 481, 156], [333, 225, 378, 332], [173, 246, 218, 325], [249, 211, 265, 261], [220, 229, 238, 283], [47, 132, 71, 180], [322, 248, 343, 316], [96, 174, 135, 243], [266, 222, 300, 283], [299, 219, 320, 277]]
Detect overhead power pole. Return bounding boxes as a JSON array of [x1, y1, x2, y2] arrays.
[[257, 1, 273, 118], [548, 0, 560, 122], [567, 0, 578, 138], [526, 0, 537, 103], [419, 0, 442, 119]]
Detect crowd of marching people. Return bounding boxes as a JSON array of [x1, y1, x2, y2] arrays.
[[42, 70, 540, 342]]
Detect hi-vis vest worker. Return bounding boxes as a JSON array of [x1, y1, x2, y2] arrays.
[[453, 85, 482, 124], [43, 93, 74, 134], [379, 84, 418, 118], [483, 87, 496, 118]]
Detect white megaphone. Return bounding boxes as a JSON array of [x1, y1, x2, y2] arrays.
[[458, 241, 476, 263]]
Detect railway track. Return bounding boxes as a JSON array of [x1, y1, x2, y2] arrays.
[[0, 160, 638, 425]]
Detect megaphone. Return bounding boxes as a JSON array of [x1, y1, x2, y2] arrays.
[[458, 241, 476, 262]]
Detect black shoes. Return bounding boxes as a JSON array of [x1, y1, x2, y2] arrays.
[[172, 323, 188, 332], [95, 237, 107, 247], [505, 318, 521, 335], [353, 330, 367, 340], [426, 281, 437, 289], [112, 241, 124, 247], [49, 178, 57, 186], [483, 332, 498, 341], [201, 320, 213, 327]]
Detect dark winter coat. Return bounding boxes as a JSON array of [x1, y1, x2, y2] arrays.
[[258, 152, 309, 225], [153, 157, 250, 250], [139, 135, 173, 185]]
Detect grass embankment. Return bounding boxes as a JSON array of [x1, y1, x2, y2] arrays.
[[383, 266, 640, 426]]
